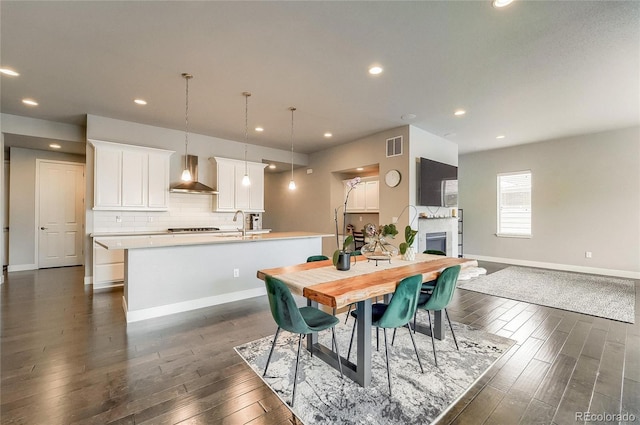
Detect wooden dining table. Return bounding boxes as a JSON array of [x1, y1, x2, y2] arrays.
[[257, 253, 478, 387]]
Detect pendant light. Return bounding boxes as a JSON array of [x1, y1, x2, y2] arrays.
[[181, 73, 193, 182], [288, 107, 297, 190], [241, 92, 251, 186]]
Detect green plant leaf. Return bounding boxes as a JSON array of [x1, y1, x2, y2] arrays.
[[332, 249, 340, 266], [343, 235, 354, 251], [399, 242, 408, 255], [404, 225, 417, 246]]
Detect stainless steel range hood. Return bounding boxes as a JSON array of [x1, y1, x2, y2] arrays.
[[170, 155, 218, 194]]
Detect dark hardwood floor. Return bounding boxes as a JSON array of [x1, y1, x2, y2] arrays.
[[1, 263, 638, 424]]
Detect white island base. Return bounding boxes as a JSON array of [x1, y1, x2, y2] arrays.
[[97, 232, 326, 322]]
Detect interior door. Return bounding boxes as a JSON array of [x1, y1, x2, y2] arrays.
[[38, 161, 85, 268]]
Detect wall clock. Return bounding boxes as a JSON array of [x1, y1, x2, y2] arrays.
[[384, 169, 401, 187]]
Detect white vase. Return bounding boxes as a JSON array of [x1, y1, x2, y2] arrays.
[[402, 246, 416, 261]]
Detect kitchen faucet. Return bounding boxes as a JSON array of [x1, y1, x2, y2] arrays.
[[233, 210, 246, 237]]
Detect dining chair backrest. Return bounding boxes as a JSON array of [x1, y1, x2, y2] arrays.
[[265, 275, 310, 334], [377, 274, 423, 329], [307, 255, 329, 262], [421, 265, 461, 311], [424, 249, 446, 256]]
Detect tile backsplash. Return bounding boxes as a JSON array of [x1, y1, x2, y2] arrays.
[[92, 193, 254, 233]]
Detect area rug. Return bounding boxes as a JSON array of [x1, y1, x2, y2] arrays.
[[457, 266, 636, 323], [235, 314, 515, 425]]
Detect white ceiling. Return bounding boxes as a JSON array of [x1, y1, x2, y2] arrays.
[[1, 1, 638, 155]]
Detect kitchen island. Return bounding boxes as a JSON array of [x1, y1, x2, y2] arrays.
[[95, 232, 329, 322]]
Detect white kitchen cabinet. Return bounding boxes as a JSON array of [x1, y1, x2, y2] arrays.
[[94, 146, 122, 208], [90, 140, 173, 211], [364, 180, 379, 211], [210, 157, 267, 212], [344, 178, 379, 212], [92, 239, 124, 287]]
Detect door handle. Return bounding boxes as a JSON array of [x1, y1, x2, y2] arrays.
[[40, 227, 48, 230]]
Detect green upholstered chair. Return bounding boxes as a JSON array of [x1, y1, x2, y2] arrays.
[[421, 249, 446, 291], [346, 274, 424, 395], [306, 255, 329, 262], [423, 249, 446, 256], [263, 275, 343, 407], [415, 265, 461, 367]]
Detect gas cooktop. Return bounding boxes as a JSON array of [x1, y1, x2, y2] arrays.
[[167, 227, 221, 233]]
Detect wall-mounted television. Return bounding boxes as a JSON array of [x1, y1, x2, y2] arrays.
[[417, 157, 458, 207]]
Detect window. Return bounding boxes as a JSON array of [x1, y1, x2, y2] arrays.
[[497, 171, 531, 237]]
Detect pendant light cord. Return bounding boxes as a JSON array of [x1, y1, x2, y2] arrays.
[[183, 73, 192, 173], [290, 107, 296, 181], [244, 93, 249, 174]]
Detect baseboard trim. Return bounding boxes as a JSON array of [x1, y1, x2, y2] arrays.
[[465, 254, 640, 279], [123, 287, 267, 323], [8, 264, 37, 272], [84, 276, 93, 285]]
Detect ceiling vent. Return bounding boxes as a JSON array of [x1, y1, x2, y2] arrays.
[[386, 136, 403, 157]]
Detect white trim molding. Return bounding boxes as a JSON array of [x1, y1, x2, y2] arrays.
[[465, 254, 640, 279], [123, 287, 267, 323], [8, 264, 37, 272]]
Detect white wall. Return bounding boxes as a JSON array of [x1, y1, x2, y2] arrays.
[[264, 125, 457, 257], [459, 126, 640, 277], [408, 125, 459, 217], [85, 115, 306, 279], [8, 147, 85, 270]]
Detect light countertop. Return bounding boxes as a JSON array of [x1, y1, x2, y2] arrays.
[[94, 231, 332, 250], [90, 229, 272, 238]]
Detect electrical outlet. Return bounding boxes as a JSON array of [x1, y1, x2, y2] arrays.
[[585, 251, 592, 258], [392, 216, 398, 224], [233, 268, 240, 278], [359, 216, 363, 222], [148, 216, 153, 222], [116, 216, 122, 223]]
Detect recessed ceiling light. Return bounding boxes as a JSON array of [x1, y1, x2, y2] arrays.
[[255, 127, 264, 132], [454, 109, 466, 116], [369, 66, 383, 75], [492, 0, 515, 8], [496, 135, 506, 139], [49, 143, 61, 149], [356, 167, 364, 171], [401, 114, 416, 121], [444, 132, 457, 138], [22, 98, 38, 106], [324, 132, 332, 138], [0, 68, 19, 76], [268, 164, 276, 169], [134, 99, 147, 105]]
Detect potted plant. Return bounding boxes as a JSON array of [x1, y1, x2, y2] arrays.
[[360, 222, 399, 259], [333, 177, 360, 270], [399, 225, 418, 261]]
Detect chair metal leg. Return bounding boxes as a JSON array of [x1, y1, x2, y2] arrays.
[[263, 327, 281, 377], [413, 310, 417, 333], [445, 309, 459, 351], [331, 327, 344, 379], [347, 317, 357, 361], [345, 303, 353, 324], [376, 327, 379, 351], [427, 310, 438, 367], [406, 322, 424, 373], [391, 328, 397, 346], [291, 333, 303, 407], [383, 328, 392, 396]]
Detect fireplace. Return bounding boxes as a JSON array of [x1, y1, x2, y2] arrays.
[[418, 217, 458, 257], [425, 232, 447, 253]]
